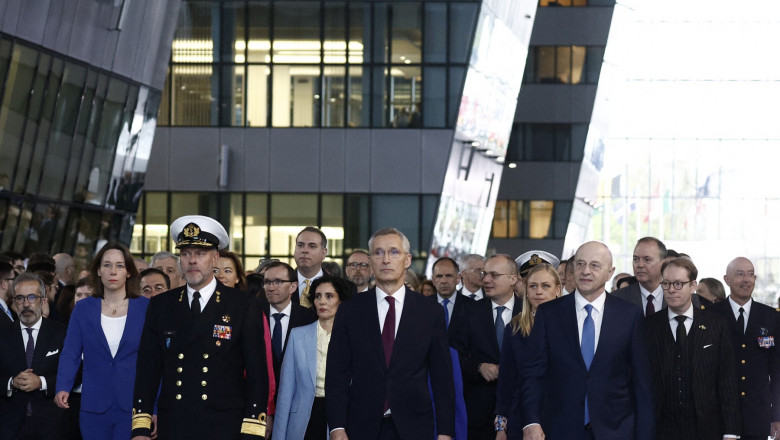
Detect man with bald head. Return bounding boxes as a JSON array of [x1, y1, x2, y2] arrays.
[[521, 241, 654, 440], [712, 257, 780, 440]]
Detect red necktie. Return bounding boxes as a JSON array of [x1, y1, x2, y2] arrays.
[[382, 297, 395, 367], [646, 294, 655, 316]]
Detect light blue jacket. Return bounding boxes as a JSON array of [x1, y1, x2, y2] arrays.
[[274, 321, 320, 440]]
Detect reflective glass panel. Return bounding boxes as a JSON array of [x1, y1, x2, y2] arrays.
[[246, 2, 271, 63], [391, 3, 422, 64], [323, 66, 346, 127], [324, 2, 347, 64], [246, 65, 269, 126], [269, 193, 317, 256], [172, 64, 217, 125], [245, 193, 268, 256], [273, 2, 320, 64]]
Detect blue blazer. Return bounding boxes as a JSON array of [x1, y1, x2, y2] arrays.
[[275, 321, 319, 440], [56, 296, 149, 413], [521, 293, 654, 440]]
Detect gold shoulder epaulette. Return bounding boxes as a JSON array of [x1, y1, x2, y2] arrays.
[[132, 412, 152, 430], [240, 414, 267, 437]]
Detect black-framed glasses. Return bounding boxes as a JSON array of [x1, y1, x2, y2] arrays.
[[660, 280, 693, 290], [346, 262, 369, 270], [263, 279, 293, 287], [13, 294, 43, 304], [479, 271, 511, 280]]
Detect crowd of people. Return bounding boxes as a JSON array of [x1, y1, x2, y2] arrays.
[[0, 215, 777, 440]]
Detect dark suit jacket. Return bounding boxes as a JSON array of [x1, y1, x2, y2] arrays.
[[0, 307, 13, 327], [326, 287, 454, 440], [132, 282, 269, 439], [264, 302, 316, 384], [451, 297, 520, 431], [427, 292, 474, 341], [0, 318, 66, 440], [521, 293, 655, 440], [495, 324, 529, 440], [645, 308, 741, 439], [712, 298, 780, 438]]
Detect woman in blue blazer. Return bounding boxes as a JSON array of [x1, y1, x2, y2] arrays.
[[55, 243, 148, 440], [494, 263, 561, 440], [275, 275, 352, 440]]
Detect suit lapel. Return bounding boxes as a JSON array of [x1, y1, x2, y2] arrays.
[[560, 295, 586, 370], [366, 289, 387, 370], [183, 287, 223, 349], [12, 322, 26, 368], [306, 324, 317, 386], [171, 287, 194, 352], [390, 288, 417, 368], [745, 303, 762, 337], [116, 298, 140, 355], [479, 299, 501, 354], [93, 298, 113, 356], [31, 319, 49, 368]]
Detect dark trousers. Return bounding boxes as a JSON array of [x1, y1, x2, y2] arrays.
[[467, 422, 494, 440], [304, 397, 327, 440], [378, 416, 401, 440]]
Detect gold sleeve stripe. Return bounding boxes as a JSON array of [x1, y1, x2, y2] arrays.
[[241, 418, 267, 437], [132, 413, 152, 430]]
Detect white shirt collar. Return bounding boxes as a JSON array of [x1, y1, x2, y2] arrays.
[[376, 285, 405, 308], [21, 316, 43, 331], [667, 303, 694, 322], [639, 283, 663, 299], [298, 269, 324, 286], [728, 296, 752, 316], [437, 293, 456, 304], [271, 299, 293, 316], [492, 295, 515, 313], [574, 290, 607, 313], [187, 277, 217, 303]]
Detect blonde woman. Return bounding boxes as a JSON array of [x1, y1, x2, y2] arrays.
[[494, 263, 561, 439]]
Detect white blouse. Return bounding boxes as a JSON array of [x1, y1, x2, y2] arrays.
[[101, 314, 127, 358]]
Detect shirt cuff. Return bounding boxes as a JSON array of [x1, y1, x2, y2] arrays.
[[330, 427, 345, 434], [522, 423, 541, 431], [723, 435, 739, 439], [40, 376, 47, 391], [6, 377, 12, 396]]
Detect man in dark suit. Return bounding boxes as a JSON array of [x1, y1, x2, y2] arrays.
[[522, 241, 654, 440], [0, 262, 16, 326], [712, 257, 780, 440], [613, 237, 667, 316], [430, 257, 474, 339], [0, 273, 66, 439], [451, 254, 519, 440], [261, 261, 316, 386], [132, 215, 270, 440], [645, 258, 741, 440], [458, 254, 486, 301], [293, 227, 328, 308], [327, 228, 454, 440]]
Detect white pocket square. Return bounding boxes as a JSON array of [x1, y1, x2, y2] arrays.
[[45, 349, 59, 357], [702, 344, 713, 349]]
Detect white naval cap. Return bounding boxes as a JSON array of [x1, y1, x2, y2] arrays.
[[170, 215, 229, 250], [515, 250, 560, 276]]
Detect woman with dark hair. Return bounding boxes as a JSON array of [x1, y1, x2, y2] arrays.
[[697, 277, 726, 305], [54, 243, 149, 440], [215, 250, 247, 290], [274, 275, 352, 440]]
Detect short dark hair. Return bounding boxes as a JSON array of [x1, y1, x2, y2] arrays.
[[246, 273, 265, 298], [661, 258, 698, 281], [637, 237, 667, 260], [218, 250, 247, 290], [140, 268, 171, 289], [264, 261, 297, 284], [75, 277, 91, 290], [322, 261, 343, 278], [432, 257, 459, 274], [0, 261, 14, 280], [617, 276, 637, 290], [308, 275, 353, 305], [297, 226, 328, 248]]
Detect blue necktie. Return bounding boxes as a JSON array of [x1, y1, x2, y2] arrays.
[[0, 302, 10, 319], [442, 299, 450, 328], [495, 306, 506, 349], [581, 304, 595, 424], [25, 328, 34, 415], [469, 293, 477, 300], [271, 313, 283, 358]]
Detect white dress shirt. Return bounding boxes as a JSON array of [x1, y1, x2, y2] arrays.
[[0, 298, 12, 319], [639, 284, 664, 314], [574, 290, 606, 349], [7, 318, 47, 394], [101, 314, 127, 358], [270, 301, 293, 348], [462, 286, 483, 301], [437, 293, 456, 318], [298, 269, 324, 297], [492, 296, 515, 325], [187, 277, 217, 310], [728, 296, 752, 333], [376, 286, 405, 337], [668, 304, 694, 340]]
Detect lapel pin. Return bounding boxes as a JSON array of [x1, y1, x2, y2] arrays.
[[698, 325, 706, 330]]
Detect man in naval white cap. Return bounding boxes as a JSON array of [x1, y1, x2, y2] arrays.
[[132, 215, 270, 440], [514, 250, 560, 301]]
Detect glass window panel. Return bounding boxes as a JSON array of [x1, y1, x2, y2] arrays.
[[584, 46, 605, 84], [528, 201, 553, 239], [14, 202, 34, 254], [371, 195, 420, 255], [343, 194, 369, 252], [26, 58, 63, 198], [421, 195, 439, 257], [424, 3, 447, 64], [389, 66, 421, 128], [26, 203, 61, 254], [172, 2, 216, 64], [321, 194, 343, 257], [324, 2, 347, 64], [74, 209, 101, 258], [245, 193, 268, 256], [0, 39, 11, 89], [571, 124, 588, 161], [221, 2, 245, 63], [1, 200, 21, 252], [448, 67, 465, 127], [556, 46, 572, 83], [347, 66, 369, 127], [90, 78, 128, 206], [131, 194, 145, 254], [508, 201, 520, 238], [269, 193, 317, 256], [229, 193, 243, 253], [0, 45, 38, 192], [76, 73, 107, 205], [323, 66, 346, 127], [572, 46, 586, 84], [40, 62, 87, 199], [373, 4, 389, 64], [537, 47, 556, 83], [171, 192, 218, 220], [247, 65, 269, 127], [423, 67, 445, 127], [273, 2, 320, 64], [272, 65, 320, 127], [221, 65, 245, 126], [371, 66, 387, 127], [171, 64, 217, 126], [247, 2, 270, 63], [492, 200, 508, 238], [449, 3, 478, 64], [144, 192, 169, 254], [391, 3, 422, 64], [552, 201, 572, 238], [348, 3, 369, 64], [158, 68, 171, 126]]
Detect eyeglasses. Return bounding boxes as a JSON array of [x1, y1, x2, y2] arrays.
[[13, 294, 43, 304], [346, 262, 369, 270], [660, 280, 693, 290], [479, 271, 511, 280], [263, 279, 293, 287]]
